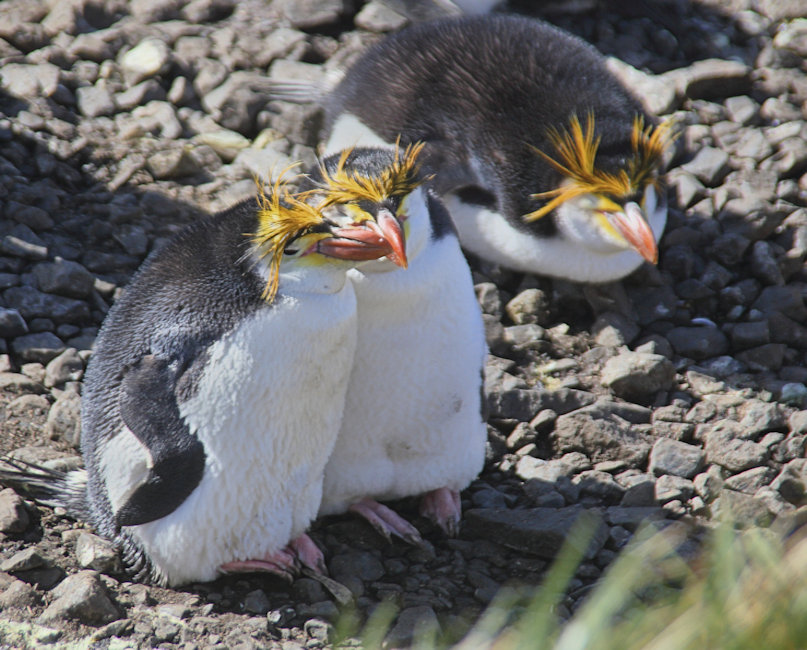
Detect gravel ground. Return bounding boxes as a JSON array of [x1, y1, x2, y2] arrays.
[[1, 0, 807, 647]]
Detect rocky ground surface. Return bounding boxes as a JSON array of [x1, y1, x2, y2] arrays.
[[1, 0, 807, 647]]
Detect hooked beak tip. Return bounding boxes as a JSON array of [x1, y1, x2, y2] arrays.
[[607, 201, 658, 265]]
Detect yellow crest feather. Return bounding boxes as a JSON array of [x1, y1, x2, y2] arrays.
[[307, 139, 428, 208], [526, 112, 673, 222], [251, 168, 325, 302]]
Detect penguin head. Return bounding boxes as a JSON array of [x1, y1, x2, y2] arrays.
[[526, 113, 673, 264], [251, 172, 405, 301], [302, 143, 433, 271]]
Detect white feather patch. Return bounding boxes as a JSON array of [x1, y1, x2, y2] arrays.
[[99, 426, 153, 516], [121, 270, 358, 586], [325, 113, 392, 154], [321, 190, 487, 514]]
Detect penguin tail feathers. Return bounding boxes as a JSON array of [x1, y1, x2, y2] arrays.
[[264, 80, 324, 105], [0, 456, 89, 521]]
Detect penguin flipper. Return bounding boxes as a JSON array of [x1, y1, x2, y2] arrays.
[[114, 354, 206, 529], [418, 144, 476, 196]]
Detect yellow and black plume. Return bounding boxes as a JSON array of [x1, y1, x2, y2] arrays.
[[251, 170, 324, 302], [526, 113, 673, 221], [308, 140, 428, 208]]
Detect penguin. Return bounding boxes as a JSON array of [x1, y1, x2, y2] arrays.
[[269, 15, 673, 283], [298, 144, 488, 542], [0, 174, 405, 587]]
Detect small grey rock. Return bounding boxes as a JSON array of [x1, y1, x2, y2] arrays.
[[0, 372, 46, 394], [592, 311, 640, 347], [680, 147, 731, 186], [76, 84, 116, 118], [619, 474, 656, 507], [670, 58, 751, 100], [329, 550, 384, 583], [44, 348, 84, 387], [0, 579, 40, 609], [694, 467, 724, 502], [10, 332, 66, 364], [712, 489, 774, 527], [723, 466, 775, 494], [703, 421, 769, 472], [554, 412, 651, 465], [573, 470, 625, 502], [75, 532, 121, 573], [505, 288, 548, 326], [38, 571, 119, 625], [0, 548, 48, 573], [666, 326, 729, 360], [46, 390, 82, 446], [0, 308, 28, 338], [0, 488, 29, 534], [33, 259, 95, 299], [385, 606, 439, 648], [120, 39, 171, 83], [274, 0, 346, 29], [4, 286, 90, 324], [648, 438, 705, 479], [730, 320, 770, 349], [654, 475, 695, 503], [465, 506, 608, 559], [503, 324, 546, 350], [147, 147, 202, 180], [243, 589, 271, 615], [601, 351, 675, 399]]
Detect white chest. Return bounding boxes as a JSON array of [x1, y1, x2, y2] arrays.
[[125, 284, 358, 585]]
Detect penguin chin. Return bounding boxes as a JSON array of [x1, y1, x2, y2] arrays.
[[553, 195, 637, 256]]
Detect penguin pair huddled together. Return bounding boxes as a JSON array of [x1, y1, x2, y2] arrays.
[[270, 14, 673, 282], [1, 144, 486, 587]]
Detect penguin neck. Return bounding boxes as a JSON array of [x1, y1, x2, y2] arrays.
[[249, 250, 350, 297]]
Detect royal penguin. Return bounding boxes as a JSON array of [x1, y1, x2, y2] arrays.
[[270, 15, 673, 283], [299, 144, 488, 542], [0, 175, 404, 587]]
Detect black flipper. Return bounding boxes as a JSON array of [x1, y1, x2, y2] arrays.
[[114, 355, 206, 529]]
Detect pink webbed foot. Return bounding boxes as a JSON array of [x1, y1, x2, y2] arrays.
[[419, 487, 462, 537], [219, 533, 325, 581], [348, 497, 426, 548], [219, 546, 298, 582]]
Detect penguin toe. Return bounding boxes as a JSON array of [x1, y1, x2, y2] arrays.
[[419, 487, 462, 538], [348, 497, 428, 549]]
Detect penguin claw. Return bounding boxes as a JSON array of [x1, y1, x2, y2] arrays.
[[348, 497, 427, 549], [419, 487, 462, 538], [288, 534, 328, 576]]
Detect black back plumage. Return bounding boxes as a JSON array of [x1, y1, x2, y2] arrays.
[[324, 15, 648, 236]]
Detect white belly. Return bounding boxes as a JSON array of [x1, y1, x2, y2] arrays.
[[320, 237, 487, 515], [125, 286, 357, 586]]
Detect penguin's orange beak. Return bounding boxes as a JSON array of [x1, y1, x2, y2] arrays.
[[604, 201, 658, 264], [315, 216, 407, 268], [370, 207, 408, 269]]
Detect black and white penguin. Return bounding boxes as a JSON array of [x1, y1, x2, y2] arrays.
[[0, 175, 404, 587], [271, 15, 673, 283], [299, 144, 488, 542]]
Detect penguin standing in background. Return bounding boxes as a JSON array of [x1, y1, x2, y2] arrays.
[[271, 15, 673, 283], [300, 144, 488, 542], [0, 174, 405, 587]]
